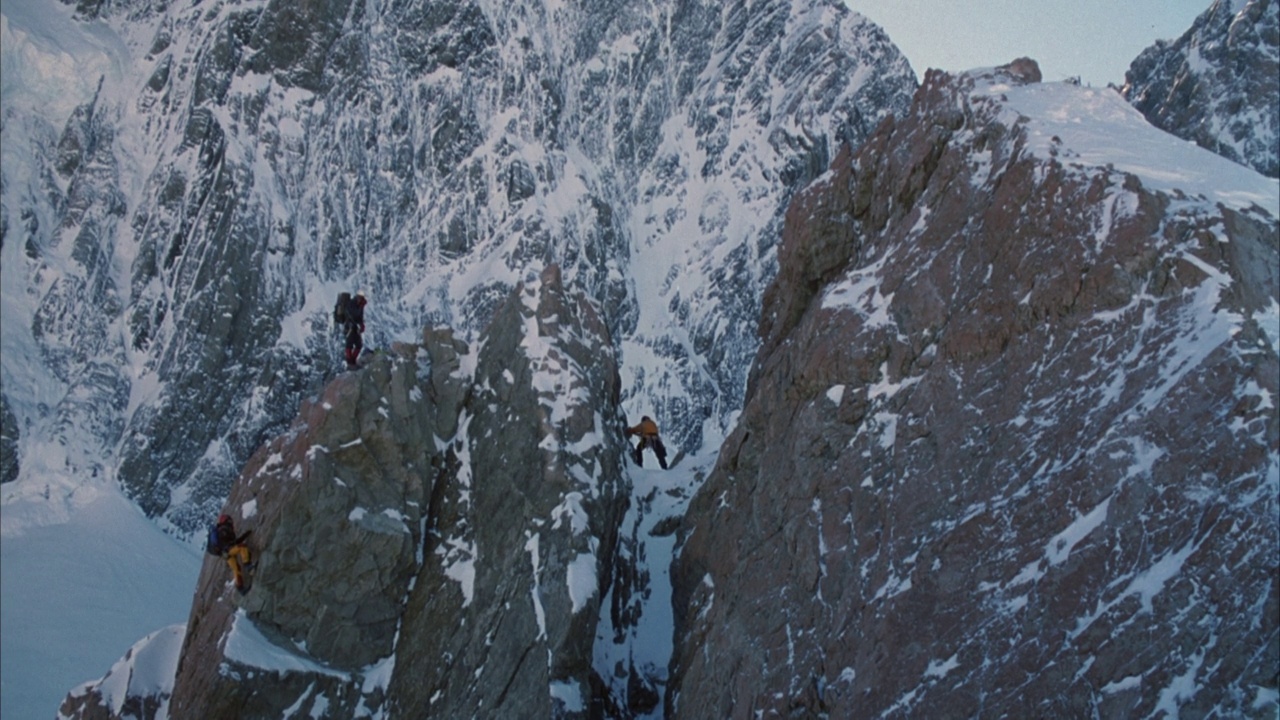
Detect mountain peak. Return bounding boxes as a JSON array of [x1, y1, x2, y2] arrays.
[[1122, 0, 1279, 178]]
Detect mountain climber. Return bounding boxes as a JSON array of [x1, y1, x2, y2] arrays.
[[625, 416, 668, 469], [335, 292, 367, 370], [207, 514, 254, 594]]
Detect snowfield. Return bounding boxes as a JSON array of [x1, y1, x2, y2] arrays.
[[1, 489, 199, 719]]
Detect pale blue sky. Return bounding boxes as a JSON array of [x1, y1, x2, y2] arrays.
[[847, 0, 1212, 87]]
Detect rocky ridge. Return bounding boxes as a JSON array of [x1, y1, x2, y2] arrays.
[[670, 61, 1279, 718], [1122, 0, 1279, 178], [60, 264, 636, 718]]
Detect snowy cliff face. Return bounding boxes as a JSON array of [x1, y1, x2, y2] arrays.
[[0, 0, 916, 534], [63, 264, 635, 718], [670, 61, 1280, 718], [1122, 0, 1279, 178]]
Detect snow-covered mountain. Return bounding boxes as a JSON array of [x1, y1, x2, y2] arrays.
[[672, 59, 1278, 717], [52, 56, 1280, 719], [3, 0, 915, 714], [0, 0, 915, 538], [1122, 0, 1279, 178], [4, 0, 1279, 717]]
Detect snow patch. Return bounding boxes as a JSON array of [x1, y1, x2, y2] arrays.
[[1102, 675, 1142, 694], [1258, 298, 1280, 357], [551, 492, 589, 535], [868, 362, 920, 401], [1046, 497, 1110, 566], [441, 544, 476, 607], [224, 610, 348, 678], [923, 654, 959, 679], [826, 384, 846, 405], [566, 551, 597, 614], [361, 653, 396, 695], [822, 254, 895, 328], [526, 532, 548, 640], [550, 680, 585, 712], [872, 412, 899, 450], [1071, 536, 1203, 639]]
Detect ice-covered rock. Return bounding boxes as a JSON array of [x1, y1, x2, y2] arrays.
[[387, 263, 631, 717], [0, 0, 917, 535]]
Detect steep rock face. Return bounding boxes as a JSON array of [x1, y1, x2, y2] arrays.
[[1122, 0, 1279, 178], [386, 264, 630, 717], [0, 0, 916, 534], [62, 264, 633, 718], [166, 335, 452, 717], [670, 63, 1279, 718]]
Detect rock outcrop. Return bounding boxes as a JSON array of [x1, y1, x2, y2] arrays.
[[670, 61, 1279, 718], [61, 264, 633, 718], [385, 264, 631, 717], [1122, 0, 1279, 178]]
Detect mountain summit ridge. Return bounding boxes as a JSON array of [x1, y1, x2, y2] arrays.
[[670, 60, 1278, 718]]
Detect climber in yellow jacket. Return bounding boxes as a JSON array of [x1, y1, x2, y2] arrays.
[[625, 416, 668, 469], [208, 514, 254, 594]]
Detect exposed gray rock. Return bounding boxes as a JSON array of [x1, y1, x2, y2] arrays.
[[167, 339, 446, 716], [387, 264, 631, 718], [1122, 0, 1279, 177], [68, 263, 633, 717], [670, 63, 1279, 718]]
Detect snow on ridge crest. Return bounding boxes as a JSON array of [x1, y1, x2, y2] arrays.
[[963, 65, 1279, 217]]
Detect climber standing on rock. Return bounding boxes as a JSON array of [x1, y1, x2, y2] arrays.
[[206, 514, 254, 595], [625, 415, 669, 469], [334, 291, 368, 370]]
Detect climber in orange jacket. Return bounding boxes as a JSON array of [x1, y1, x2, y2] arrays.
[[625, 416, 668, 469]]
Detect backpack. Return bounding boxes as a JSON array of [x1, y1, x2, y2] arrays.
[[346, 294, 364, 325], [334, 292, 351, 326], [205, 525, 223, 556]]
